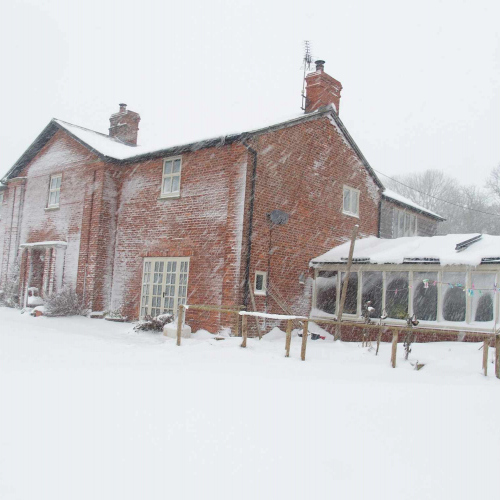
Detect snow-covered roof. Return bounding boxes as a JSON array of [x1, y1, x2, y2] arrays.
[[54, 108, 332, 162], [310, 234, 500, 267], [2, 105, 384, 190], [382, 189, 444, 220], [54, 120, 138, 160]]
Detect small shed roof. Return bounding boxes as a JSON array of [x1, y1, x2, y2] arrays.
[[310, 234, 500, 267], [382, 189, 445, 220]]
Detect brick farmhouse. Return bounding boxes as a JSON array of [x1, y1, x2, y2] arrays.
[[0, 61, 442, 332]]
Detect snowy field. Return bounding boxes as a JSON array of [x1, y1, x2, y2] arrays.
[[0, 307, 498, 500]]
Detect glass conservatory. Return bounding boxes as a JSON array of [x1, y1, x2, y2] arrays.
[[310, 234, 500, 332]]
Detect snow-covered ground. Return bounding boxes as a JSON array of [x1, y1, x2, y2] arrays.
[[0, 307, 498, 500]]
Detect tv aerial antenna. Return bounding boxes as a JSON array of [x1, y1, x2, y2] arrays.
[[301, 41, 313, 111]]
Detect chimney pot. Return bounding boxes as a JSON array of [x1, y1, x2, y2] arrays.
[[119, 103, 127, 113], [315, 60, 325, 72]]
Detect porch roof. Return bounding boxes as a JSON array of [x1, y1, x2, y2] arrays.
[[20, 241, 67, 249], [310, 234, 500, 267]]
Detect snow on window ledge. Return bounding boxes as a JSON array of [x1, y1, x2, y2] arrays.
[[158, 193, 180, 201], [342, 210, 359, 219]]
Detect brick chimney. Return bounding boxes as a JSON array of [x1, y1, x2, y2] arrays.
[[304, 60, 343, 114], [109, 103, 141, 146]]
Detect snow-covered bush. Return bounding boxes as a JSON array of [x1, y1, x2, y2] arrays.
[[0, 263, 20, 308], [134, 313, 173, 332], [44, 288, 86, 317]]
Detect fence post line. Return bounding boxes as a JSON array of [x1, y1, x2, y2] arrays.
[[483, 338, 489, 377], [176, 304, 184, 347], [391, 330, 399, 368], [495, 334, 500, 379], [241, 314, 248, 348], [285, 319, 293, 357], [301, 320, 308, 361]]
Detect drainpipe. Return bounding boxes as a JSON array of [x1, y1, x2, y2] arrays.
[[241, 140, 258, 309]]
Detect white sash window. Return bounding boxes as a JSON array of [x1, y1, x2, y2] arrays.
[[48, 174, 62, 208]]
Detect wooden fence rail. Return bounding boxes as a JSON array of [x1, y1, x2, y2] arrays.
[[175, 304, 500, 376]]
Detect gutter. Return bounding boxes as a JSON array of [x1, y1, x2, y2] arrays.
[[241, 139, 258, 308]]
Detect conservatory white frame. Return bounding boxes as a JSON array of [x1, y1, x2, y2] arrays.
[[311, 263, 500, 333]]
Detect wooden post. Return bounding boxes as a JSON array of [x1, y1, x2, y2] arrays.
[[335, 225, 359, 341], [376, 327, 382, 356], [235, 312, 240, 338], [391, 330, 398, 368], [241, 314, 248, 348], [285, 319, 293, 357], [176, 304, 184, 347], [482, 339, 489, 377], [495, 334, 500, 379], [249, 284, 263, 339], [301, 320, 308, 361]]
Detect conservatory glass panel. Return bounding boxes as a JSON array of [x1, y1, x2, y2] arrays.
[[361, 271, 383, 318], [441, 272, 466, 322], [315, 271, 337, 315], [386, 272, 409, 319], [413, 272, 438, 321], [343, 189, 350, 213], [471, 273, 496, 322], [341, 272, 358, 315]]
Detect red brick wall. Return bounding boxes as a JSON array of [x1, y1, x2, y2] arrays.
[[6, 130, 112, 304], [242, 115, 381, 333], [110, 142, 249, 330]]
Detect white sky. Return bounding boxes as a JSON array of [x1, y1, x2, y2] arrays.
[[1, 0, 499, 187]]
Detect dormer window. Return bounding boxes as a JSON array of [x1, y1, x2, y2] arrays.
[[47, 174, 62, 208], [161, 157, 182, 198]]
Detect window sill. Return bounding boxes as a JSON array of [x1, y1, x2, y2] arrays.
[[158, 193, 180, 201], [254, 291, 267, 297], [45, 206, 60, 212], [342, 210, 359, 219]]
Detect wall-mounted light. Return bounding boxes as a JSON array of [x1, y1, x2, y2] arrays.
[[298, 272, 306, 285]]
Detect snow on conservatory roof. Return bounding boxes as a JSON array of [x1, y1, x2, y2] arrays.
[[310, 234, 500, 267], [382, 189, 444, 220]]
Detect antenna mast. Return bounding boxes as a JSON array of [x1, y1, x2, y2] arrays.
[[301, 41, 313, 111]]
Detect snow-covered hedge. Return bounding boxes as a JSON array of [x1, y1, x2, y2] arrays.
[[0, 263, 20, 308], [44, 288, 86, 317], [134, 313, 173, 332]]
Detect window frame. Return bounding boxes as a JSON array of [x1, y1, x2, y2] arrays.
[[139, 256, 190, 319], [342, 185, 360, 218], [160, 156, 182, 199], [254, 271, 267, 296], [394, 208, 418, 237], [47, 173, 62, 208]]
